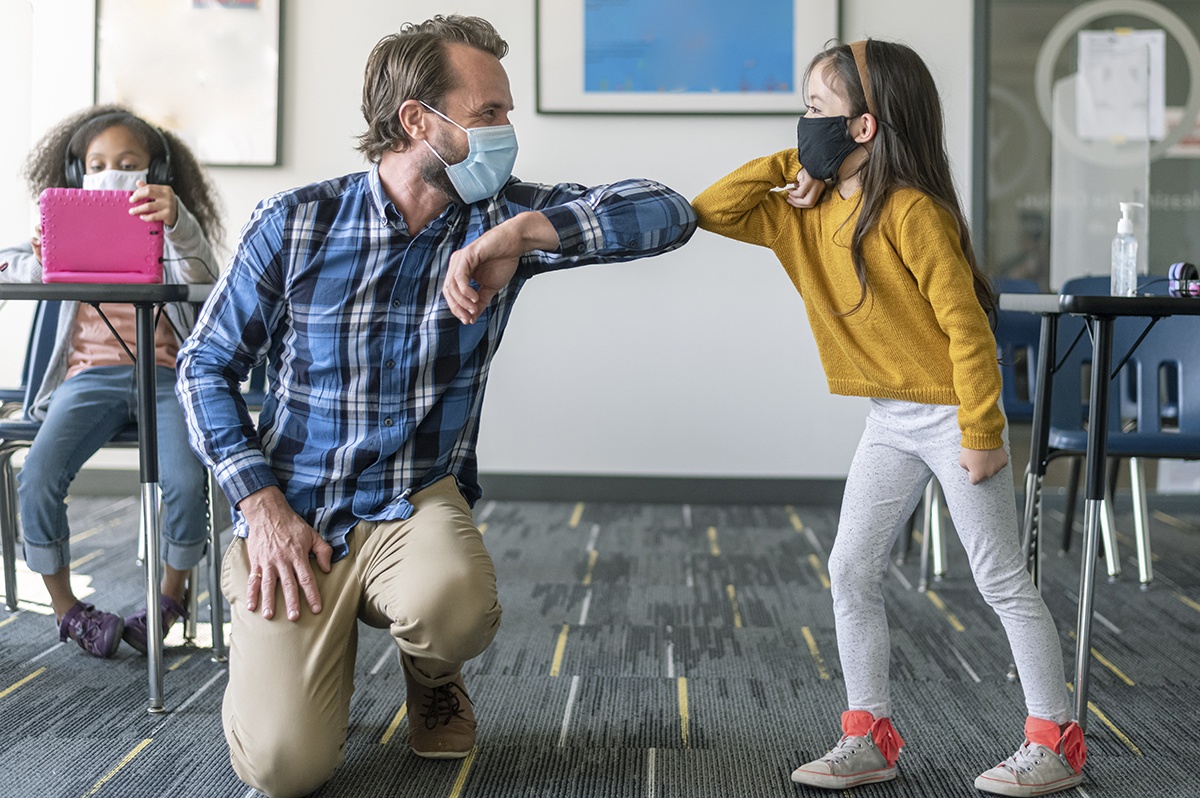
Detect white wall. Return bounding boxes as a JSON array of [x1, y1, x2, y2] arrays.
[[0, 0, 975, 481]]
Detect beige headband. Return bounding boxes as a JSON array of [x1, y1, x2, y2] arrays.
[[849, 40, 878, 117]]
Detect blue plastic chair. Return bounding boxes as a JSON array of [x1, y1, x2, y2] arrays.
[[1045, 275, 1200, 585], [993, 278, 1043, 423]]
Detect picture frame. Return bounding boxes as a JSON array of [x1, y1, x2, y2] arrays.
[[536, 0, 840, 115], [95, 0, 282, 166]]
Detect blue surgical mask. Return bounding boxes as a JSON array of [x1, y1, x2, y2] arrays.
[[82, 168, 148, 192], [421, 102, 518, 203]]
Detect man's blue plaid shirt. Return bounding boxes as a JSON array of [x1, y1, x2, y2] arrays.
[[177, 165, 695, 559]]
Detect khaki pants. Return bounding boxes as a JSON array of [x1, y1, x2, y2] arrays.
[[220, 477, 501, 798]]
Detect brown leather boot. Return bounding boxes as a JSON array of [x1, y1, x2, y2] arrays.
[[404, 664, 476, 759]]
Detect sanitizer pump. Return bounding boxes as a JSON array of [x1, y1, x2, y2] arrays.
[[1111, 202, 1142, 297]]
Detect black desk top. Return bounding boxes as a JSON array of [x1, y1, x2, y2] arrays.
[[0, 283, 211, 303], [999, 292, 1200, 317]]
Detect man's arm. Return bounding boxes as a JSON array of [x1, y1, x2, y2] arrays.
[[442, 177, 697, 323], [443, 211, 557, 324], [177, 194, 331, 620]]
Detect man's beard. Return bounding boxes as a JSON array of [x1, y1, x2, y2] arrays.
[[419, 129, 466, 204]]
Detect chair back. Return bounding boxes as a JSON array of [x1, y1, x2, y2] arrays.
[[1048, 276, 1200, 458], [993, 278, 1042, 422], [20, 301, 62, 421], [1110, 313, 1200, 455]]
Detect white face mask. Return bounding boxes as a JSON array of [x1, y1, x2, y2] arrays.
[[81, 169, 148, 192]]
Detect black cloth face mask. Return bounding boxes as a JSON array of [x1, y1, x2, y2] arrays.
[[795, 115, 859, 182]]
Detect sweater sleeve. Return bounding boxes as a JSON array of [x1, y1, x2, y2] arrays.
[[896, 197, 1005, 450], [691, 149, 801, 248]]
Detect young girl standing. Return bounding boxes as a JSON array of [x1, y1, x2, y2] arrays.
[[0, 105, 223, 658], [692, 40, 1086, 797]]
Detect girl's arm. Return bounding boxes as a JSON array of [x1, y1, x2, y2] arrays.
[[0, 239, 43, 283], [162, 200, 219, 285], [896, 195, 1005, 452], [691, 149, 802, 248]]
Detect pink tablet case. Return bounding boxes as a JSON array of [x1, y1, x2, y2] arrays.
[[38, 188, 164, 283]]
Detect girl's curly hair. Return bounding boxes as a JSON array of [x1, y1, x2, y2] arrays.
[[22, 104, 224, 248]]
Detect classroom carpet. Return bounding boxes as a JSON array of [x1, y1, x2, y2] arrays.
[[1, 492, 1199, 797]]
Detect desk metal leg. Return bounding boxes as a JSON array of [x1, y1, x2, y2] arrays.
[[1073, 316, 1115, 729], [1021, 314, 1058, 590], [135, 304, 165, 713]]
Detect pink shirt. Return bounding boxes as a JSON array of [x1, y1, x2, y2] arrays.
[[65, 303, 179, 380]]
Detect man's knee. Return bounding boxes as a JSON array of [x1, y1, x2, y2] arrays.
[[225, 702, 345, 798], [410, 573, 502, 663]]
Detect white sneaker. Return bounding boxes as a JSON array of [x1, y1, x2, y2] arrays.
[[790, 733, 898, 790], [975, 740, 1084, 797]]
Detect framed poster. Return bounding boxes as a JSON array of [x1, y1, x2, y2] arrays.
[[95, 0, 281, 166], [536, 0, 840, 114]]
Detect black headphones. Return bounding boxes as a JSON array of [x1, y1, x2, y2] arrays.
[[1168, 261, 1200, 297], [63, 111, 173, 189]]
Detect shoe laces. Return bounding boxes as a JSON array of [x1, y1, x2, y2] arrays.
[[419, 682, 468, 729], [65, 607, 106, 648], [822, 734, 869, 764], [1001, 741, 1049, 774]]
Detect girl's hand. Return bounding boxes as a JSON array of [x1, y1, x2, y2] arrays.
[[785, 168, 826, 208], [31, 223, 42, 261], [130, 180, 179, 228], [959, 446, 1009, 485]]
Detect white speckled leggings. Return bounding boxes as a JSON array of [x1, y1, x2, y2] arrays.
[[828, 398, 1072, 724]]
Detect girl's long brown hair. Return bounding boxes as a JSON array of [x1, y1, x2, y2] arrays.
[[805, 40, 995, 322]]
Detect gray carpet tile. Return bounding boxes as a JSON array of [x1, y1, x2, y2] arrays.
[[1, 494, 1199, 797]]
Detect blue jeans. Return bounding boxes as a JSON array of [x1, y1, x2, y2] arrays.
[[18, 365, 208, 575]]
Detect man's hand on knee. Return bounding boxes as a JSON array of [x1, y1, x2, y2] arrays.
[[238, 487, 334, 621]]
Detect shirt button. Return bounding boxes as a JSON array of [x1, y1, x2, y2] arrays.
[[392, 300, 401, 309], [385, 359, 395, 368], [383, 417, 394, 427]]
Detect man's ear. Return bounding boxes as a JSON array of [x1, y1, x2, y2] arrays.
[[853, 112, 878, 145], [398, 99, 429, 141]]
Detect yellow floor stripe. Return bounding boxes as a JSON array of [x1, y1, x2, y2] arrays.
[[677, 677, 689, 748], [1085, 699, 1143, 756], [924, 590, 965, 632], [168, 652, 195, 672], [1152, 510, 1195, 532], [568, 503, 584, 529], [785, 506, 804, 532], [725, 584, 743, 628], [380, 703, 408, 745], [1067, 632, 1136, 686], [1177, 593, 1200, 614], [801, 626, 830, 680], [0, 668, 45, 700], [196, 591, 209, 605], [477, 522, 488, 535], [69, 550, 104, 570], [550, 623, 570, 676], [0, 614, 18, 630], [83, 738, 153, 797], [446, 746, 478, 798], [1090, 648, 1135, 686], [707, 527, 721, 557], [582, 549, 599, 586], [807, 554, 830, 589]]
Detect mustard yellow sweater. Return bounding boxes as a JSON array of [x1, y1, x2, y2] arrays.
[[692, 149, 1004, 450]]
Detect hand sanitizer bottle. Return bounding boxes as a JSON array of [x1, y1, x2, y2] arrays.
[[1110, 202, 1142, 297]]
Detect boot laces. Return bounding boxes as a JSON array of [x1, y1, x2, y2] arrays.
[[420, 682, 467, 729]]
